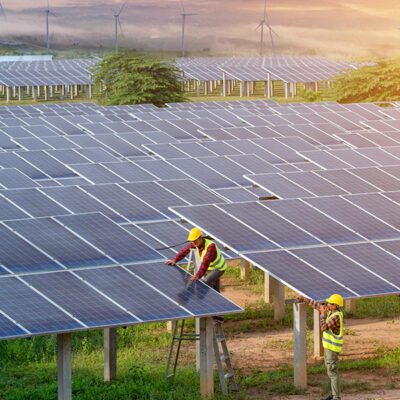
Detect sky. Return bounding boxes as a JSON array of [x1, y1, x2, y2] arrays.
[[1, 1, 399, 58]]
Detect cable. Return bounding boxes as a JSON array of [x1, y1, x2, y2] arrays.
[[155, 240, 188, 251]]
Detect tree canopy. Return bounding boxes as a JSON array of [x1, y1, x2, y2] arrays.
[[335, 59, 400, 103], [93, 53, 186, 107]]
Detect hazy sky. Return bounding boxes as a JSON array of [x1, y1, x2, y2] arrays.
[[1, 1, 399, 58]]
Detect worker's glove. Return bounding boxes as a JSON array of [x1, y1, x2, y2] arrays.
[[189, 275, 199, 282], [164, 260, 176, 266]]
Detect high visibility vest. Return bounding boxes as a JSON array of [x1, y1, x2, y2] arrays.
[[196, 239, 227, 272], [322, 310, 343, 353]]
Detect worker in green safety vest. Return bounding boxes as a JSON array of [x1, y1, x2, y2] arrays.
[[165, 227, 227, 292], [297, 293, 344, 400]]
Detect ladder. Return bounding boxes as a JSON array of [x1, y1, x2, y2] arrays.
[[165, 318, 238, 395]]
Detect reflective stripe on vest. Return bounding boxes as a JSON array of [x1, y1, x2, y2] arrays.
[[322, 311, 343, 353], [196, 239, 227, 272]]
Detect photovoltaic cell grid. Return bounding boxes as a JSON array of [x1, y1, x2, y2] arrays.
[[2, 97, 400, 336]]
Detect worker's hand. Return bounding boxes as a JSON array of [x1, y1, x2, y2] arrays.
[[189, 275, 199, 283], [320, 305, 328, 316], [164, 260, 176, 266], [296, 295, 306, 303]]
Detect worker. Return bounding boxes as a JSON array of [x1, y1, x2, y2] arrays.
[[296, 293, 344, 400], [164, 227, 227, 292]]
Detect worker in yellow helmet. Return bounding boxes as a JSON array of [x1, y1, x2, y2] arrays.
[[164, 227, 227, 292], [297, 293, 344, 400]]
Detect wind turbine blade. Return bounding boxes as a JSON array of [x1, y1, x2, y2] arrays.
[[49, 11, 57, 17], [117, 1, 127, 16], [270, 26, 279, 37], [255, 22, 262, 30], [0, 1, 6, 19]]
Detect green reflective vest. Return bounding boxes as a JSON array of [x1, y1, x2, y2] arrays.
[[322, 310, 343, 353], [197, 239, 227, 272]]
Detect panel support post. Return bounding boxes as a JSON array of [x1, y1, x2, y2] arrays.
[[313, 309, 323, 358], [104, 328, 117, 382], [57, 333, 72, 400], [264, 272, 275, 304], [199, 317, 214, 398], [293, 302, 307, 389], [222, 72, 226, 97], [345, 299, 356, 313], [240, 259, 250, 280], [273, 278, 285, 321]]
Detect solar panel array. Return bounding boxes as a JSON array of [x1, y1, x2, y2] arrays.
[[177, 56, 370, 83], [3, 96, 400, 338], [0, 56, 370, 89], [0, 59, 97, 87]]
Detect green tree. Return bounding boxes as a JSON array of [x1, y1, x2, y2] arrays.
[[335, 59, 400, 103], [93, 53, 186, 107]]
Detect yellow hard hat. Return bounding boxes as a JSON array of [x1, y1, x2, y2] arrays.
[[187, 227, 203, 241], [326, 294, 344, 308]]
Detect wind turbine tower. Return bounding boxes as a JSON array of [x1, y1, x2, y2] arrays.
[[113, 2, 126, 53], [256, 0, 277, 56], [180, 0, 196, 58], [45, 1, 56, 53]]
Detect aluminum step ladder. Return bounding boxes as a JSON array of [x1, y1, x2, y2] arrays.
[[165, 318, 238, 395]]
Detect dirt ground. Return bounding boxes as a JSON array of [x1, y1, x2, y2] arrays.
[[220, 278, 400, 400]]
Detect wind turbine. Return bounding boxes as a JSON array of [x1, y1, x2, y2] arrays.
[[180, 0, 196, 58], [113, 2, 126, 53], [256, 0, 278, 55], [45, 0, 56, 53]]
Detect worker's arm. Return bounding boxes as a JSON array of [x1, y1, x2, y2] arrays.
[[164, 243, 194, 265], [191, 243, 217, 281], [320, 313, 340, 333], [296, 296, 322, 311]]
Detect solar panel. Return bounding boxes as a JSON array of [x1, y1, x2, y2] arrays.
[[24, 271, 137, 327], [76, 267, 191, 321], [121, 181, 188, 217], [17, 151, 76, 179], [55, 213, 163, 264], [70, 164, 125, 184], [134, 159, 187, 180], [158, 179, 227, 205], [168, 158, 236, 189], [265, 199, 364, 244], [171, 204, 277, 252], [244, 250, 355, 301], [335, 242, 400, 287], [292, 246, 397, 296], [0, 169, 39, 189], [42, 186, 121, 222], [83, 184, 165, 222], [245, 173, 314, 199], [5, 217, 114, 268], [315, 169, 379, 194], [0, 276, 82, 336], [304, 196, 400, 241], [126, 263, 241, 316], [0, 225, 61, 274], [0, 153, 47, 179], [2, 188, 70, 217], [101, 162, 157, 182]]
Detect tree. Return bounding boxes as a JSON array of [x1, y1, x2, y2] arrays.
[[93, 53, 186, 107], [335, 59, 400, 103]]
